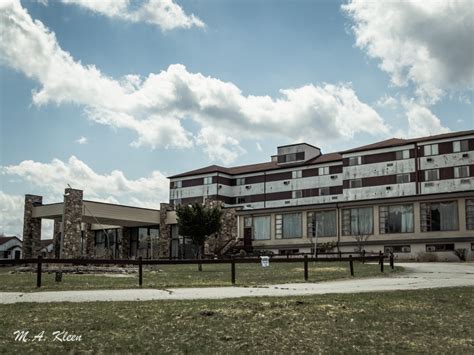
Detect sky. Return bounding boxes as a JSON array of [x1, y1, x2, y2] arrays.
[[1, 0, 473, 237]]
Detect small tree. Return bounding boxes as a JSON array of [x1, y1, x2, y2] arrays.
[[353, 233, 370, 253], [176, 203, 223, 271]]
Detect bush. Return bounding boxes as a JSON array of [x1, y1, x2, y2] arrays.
[[453, 248, 466, 262], [416, 252, 438, 262]]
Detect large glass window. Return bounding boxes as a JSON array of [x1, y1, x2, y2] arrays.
[[348, 156, 361, 166], [342, 207, 373, 236], [424, 144, 438, 156], [307, 210, 337, 238], [420, 201, 459, 232], [395, 150, 410, 160], [454, 166, 469, 178], [466, 200, 474, 230], [424, 169, 439, 181], [281, 213, 302, 239], [380, 205, 414, 234], [253, 216, 271, 240], [453, 140, 469, 153]]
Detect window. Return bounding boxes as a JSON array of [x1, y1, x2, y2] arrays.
[[471, 243, 474, 251], [348, 156, 361, 166], [426, 244, 454, 252], [453, 140, 469, 153], [424, 144, 438, 156], [292, 170, 302, 179], [236, 178, 246, 186], [236, 197, 246, 204], [424, 169, 439, 181], [349, 179, 362, 188], [395, 150, 410, 160], [319, 187, 330, 196], [342, 207, 373, 236], [466, 200, 474, 230], [318, 166, 330, 175], [384, 245, 411, 253], [278, 213, 302, 239], [253, 216, 271, 240], [203, 176, 213, 185], [307, 210, 337, 237], [420, 201, 459, 232], [379, 205, 414, 233], [292, 190, 302, 199], [279, 249, 299, 255], [396, 173, 410, 184], [244, 217, 252, 228], [454, 166, 469, 178], [172, 180, 182, 189], [172, 198, 182, 206]]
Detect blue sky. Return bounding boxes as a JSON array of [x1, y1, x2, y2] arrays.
[[0, 0, 473, 236]]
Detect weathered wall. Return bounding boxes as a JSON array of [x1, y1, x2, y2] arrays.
[[203, 199, 238, 256], [158, 203, 173, 258], [22, 194, 43, 258], [62, 188, 83, 258]]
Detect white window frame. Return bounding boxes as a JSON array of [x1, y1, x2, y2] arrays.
[[292, 170, 302, 179], [292, 190, 302, 199], [349, 179, 362, 188], [396, 173, 410, 184], [348, 156, 361, 166], [424, 169, 439, 182], [318, 166, 330, 176], [203, 176, 213, 185], [173, 180, 182, 189], [453, 140, 469, 153], [424, 144, 439, 156], [236, 177, 246, 186], [319, 187, 330, 196], [454, 166, 469, 178]]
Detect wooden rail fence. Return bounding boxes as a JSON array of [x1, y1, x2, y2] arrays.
[[0, 253, 394, 288]]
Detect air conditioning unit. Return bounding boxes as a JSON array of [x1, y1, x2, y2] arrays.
[[401, 246, 411, 253], [424, 182, 434, 187], [218, 184, 223, 189], [283, 181, 290, 185], [246, 204, 252, 208], [330, 175, 337, 179], [331, 196, 338, 200], [426, 158, 433, 162], [426, 246, 436, 252], [460, 179, 471, 184], [462, 153, 469, 158], [284, 200, 290, 204], [386, 186, 392, 190], [245, 185, 251, 189], [387, 163, 394, 167]]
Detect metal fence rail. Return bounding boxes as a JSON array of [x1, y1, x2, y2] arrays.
[[0, 252, 394, 288]]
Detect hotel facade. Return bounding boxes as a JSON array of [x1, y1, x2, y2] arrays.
[[169, 130, 474, 260]]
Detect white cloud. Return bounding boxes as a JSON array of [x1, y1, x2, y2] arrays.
[[343, 0, 474, 104], [403, 101, 450, 138], [0, 191, 24, 236], [56, 0, 205, 31], [76, 136, 88, 144], [1, 0, 389, 164], [256, 142, 263, 152], [375, 94, 398, 109]]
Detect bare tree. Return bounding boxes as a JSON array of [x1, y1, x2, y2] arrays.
[[353, 233, 370, 253]]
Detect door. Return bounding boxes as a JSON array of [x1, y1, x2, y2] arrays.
[[14, 250, 21, 259]]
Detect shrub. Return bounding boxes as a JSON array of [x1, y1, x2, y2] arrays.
[[453, 248, 466, 262], [416, 252, 438, 262]]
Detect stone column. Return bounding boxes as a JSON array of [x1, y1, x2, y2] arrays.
[[22, 194, 43, 258], [84, 223, 94, 258], [121, 227, 131, 259], [62, 188, 83, 258], [53, 219, 61, 258], [158, 203, 172, 258]]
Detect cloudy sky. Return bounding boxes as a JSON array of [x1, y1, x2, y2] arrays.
[[1, 0, 473, 237]]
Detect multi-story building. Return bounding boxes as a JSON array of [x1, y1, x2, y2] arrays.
[[169, 130, 474, 260]]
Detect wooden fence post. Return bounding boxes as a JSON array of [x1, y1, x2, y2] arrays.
[[37, 255, 42, 288], [390, 251, 394, 270], [362, 249, 366, 264], [138, 257, 143, 287], [349, 254, 354, 277], [231, 256, 236, 285], [379, 251, 384, 273], [304, 255, 308, 281]]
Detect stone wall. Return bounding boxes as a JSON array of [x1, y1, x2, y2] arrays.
[[158, 203, 173, 258], [62, 188, 83, 258], [84, 223, 94, 257], [22, 194, 43, 258], [53, 219, 61, 258], [204, 199, 238, 256]]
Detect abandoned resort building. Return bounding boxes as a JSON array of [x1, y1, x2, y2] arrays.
[[21, 130, 474, 261]]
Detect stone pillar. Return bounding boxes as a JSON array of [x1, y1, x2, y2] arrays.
[[121, 227, 131, 259], [53, 219, 61, 258], [22, 194, 43, 258], [158, 203, 173, 258], [204, 199, 237, 256], [62, 188, 83, 258], [84, 223, 94, 258]]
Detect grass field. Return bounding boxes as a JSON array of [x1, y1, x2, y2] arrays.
[[0, 287, 472, 353], [0, 261, 401, 292]]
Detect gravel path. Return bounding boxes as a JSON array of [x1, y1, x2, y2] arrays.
[[0, 263, 473, 304]]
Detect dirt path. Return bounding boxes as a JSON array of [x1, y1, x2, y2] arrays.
[[0, 263, 473, 304]]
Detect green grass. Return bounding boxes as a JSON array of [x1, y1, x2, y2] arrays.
[[0, 287, 472, 354], [0, 262, 401, 292]]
